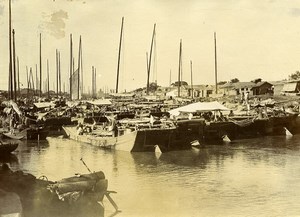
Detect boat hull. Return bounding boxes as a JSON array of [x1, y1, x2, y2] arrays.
[[63, 126, 191, 152]]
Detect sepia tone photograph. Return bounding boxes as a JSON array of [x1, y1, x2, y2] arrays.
[[1, 0, 300, 216]]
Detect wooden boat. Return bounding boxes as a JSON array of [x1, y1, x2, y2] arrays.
[[63, 115, 195, 152], [26, 126, 49, 140], [3, 131, 25, 140], [0, 141, 18, 155], [0, 164, 113, 217]]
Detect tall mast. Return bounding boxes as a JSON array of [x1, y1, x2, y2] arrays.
[[59, 51, 61, 95], [178, 39, 182, 97], [12, 29, 16, 101], [8, 0, 13, 100], [147, 23, 156, 95], [77, 36, 81, 100], [35, 64, 38, 95], [47, 59, 50, 99], [95, 67, 97, 98], [70, 34, 73, 100], [190, 60, 193, 99], [116, 17, 124, 94], [17, 57, 20, 97], [92, 66, 94, 98], [39, 33, 42, 98], [26, 66, 29, 96], [56, 49, 58, 98], [214, 32, 218, 94]]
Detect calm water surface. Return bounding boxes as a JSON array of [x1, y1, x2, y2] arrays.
[[4, 135, 300, 217]]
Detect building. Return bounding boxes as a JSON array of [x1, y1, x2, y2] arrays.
[[186, 85, 214, 98]]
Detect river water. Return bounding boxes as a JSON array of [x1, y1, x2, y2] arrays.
[[3, 134, 300, 217]]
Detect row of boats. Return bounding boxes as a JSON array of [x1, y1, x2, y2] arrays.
[[0, 98, 299, 155]]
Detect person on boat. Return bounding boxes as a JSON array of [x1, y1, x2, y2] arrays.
[[228, 110, 234, 117], [188, 113, 193, 120]]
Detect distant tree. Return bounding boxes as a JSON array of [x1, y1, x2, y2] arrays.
[[251, 78, 262, 83], [289, 71, 300, 80], [230, 78, 239, 83], [217, 81, 227, 85], [172, 81, 188, 86]]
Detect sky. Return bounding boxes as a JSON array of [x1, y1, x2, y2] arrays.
[[1, 0, 300, 92]]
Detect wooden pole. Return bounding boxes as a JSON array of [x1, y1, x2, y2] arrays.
[[17, 57, 20, 97], [190, 60, 193, 99], [116, 17, 124, 94], [92, 66, 94, 98], [214, 32, 218, 94], [78, 36, 81, 99], [147, 23, 156, 95], [8, 0, 13, 100], [56, 49, 58, 98], [47, 59, 50, 99], [70, 34, 73, 100], [26, 66, 29, 96], [39, 33, 42, 98], [95, 67, 97, 98], [12, 29, 17, 101], [59, 51, 61, 95], [35, 64, 38, 96], [178, 39, 182, 97]]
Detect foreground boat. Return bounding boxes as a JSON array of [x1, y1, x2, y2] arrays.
[[0, 163, 112, 217], [0, 141, 18, 155]]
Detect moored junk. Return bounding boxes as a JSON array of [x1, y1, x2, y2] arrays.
[[0, 163, 118, 217], [63, 114, 193, 152], [167, 100, 300, 143]]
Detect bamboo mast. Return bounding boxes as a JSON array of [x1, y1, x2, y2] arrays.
[[178, 39, 182, 97], [214, 32, 218, 94], [26, 66, 29, 96], [59, 51, 61, 95], [47, 59, 50, 99], [12, 29, 17, 101], [147, 23, 156, 95], [17, 57, 20, 97], [92, 66, 94, 98], [8, 0, 13, 100], [77, 36, 81, 99], [95, 67, 97, 98], [39, 33, 42, 98], [190, 60, 193, 99], [70, 34, 73, 100], [56, 49, 58, 98], [116, 17, 124, 94]]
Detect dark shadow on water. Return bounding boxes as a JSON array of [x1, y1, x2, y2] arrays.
[[0, 153, 18, 165]]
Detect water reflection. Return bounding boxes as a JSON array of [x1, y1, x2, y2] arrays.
[[2, 134, 300, 216], [0, 153, 18, 165]]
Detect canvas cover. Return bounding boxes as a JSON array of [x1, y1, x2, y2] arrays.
[[168, 101, 230, 116]]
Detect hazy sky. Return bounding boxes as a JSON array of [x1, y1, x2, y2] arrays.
[[1, 0, 300, 92]]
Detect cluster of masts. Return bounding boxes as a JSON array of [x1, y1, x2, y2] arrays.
[[6, 1, 219, 101]]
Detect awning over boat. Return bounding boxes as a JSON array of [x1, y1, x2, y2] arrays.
[[168, 101, 230, 116], [282, 83, 298, 92], [34, 102, 56, 109], [87, 99, 112, 106]]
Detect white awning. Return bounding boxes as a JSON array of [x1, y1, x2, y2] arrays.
[[282, 83, 298, 92], [87, 99, 112, 106], [34, 102, 56, 109], [168, 101, 230, 116]]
